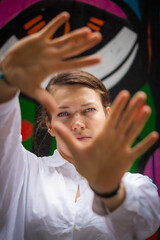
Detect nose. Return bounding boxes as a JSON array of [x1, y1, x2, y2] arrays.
[[71, 119, 85, 131]]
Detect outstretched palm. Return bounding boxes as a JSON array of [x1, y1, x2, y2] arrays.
[[53, 90, 158, 192], [1, 12, 102, 113]]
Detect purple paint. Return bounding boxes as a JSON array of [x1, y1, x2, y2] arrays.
[[0, 0, 40, 28], [0, 0, 127, 29], [75, 0, 126, 19], [144, 148, 160, 195]]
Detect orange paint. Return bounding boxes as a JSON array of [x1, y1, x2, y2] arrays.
[[64, 21, 70, 34], [27, 21, 46, 35], [87, 23, 100, 31], [24, 15, 43, 30], [90, 17, 104, 26]]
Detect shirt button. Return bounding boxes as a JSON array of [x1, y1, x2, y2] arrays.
[[132, 203, 138, 211], [74, 226, 79, 231]]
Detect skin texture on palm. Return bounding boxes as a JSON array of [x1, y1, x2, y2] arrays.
[[51, 88, 159, 193]]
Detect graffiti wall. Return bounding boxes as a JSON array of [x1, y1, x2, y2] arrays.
[[0, 0, 159, 239]]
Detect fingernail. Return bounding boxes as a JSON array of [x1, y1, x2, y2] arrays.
[[92, 32, 102, 40]]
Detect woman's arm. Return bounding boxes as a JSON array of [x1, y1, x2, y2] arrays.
[[0, 62, 18, 102], [0, 11, 102, 230], [93, 173, 160, 238], [0, 91, 24, 220]]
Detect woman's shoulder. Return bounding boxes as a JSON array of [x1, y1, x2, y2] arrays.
[[123, 172, 154, 185], [23, 148, 67, 169]]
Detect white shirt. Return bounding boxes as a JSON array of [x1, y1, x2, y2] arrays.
[[0, 93, 159, 240]]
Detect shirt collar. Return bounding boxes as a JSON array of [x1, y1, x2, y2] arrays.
[[44, 149, 87, 184], [44, 149, 70, 168]]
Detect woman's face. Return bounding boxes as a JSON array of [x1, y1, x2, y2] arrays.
[[47, 84, 109, 159]]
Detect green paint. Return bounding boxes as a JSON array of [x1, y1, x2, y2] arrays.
[[130, 82, 156, 172], [50, 137, 57, 155], [19, 97, 36, 151]]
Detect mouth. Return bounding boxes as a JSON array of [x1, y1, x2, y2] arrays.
[[76, 136, 91, 142]]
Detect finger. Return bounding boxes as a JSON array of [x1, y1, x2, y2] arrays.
[[104, 90, 130, 129], [130, 131, 159, 160], [51, 27, 92, 48], [116, 91, 147, 134], [123, 105, 151, 146], [39, 12, 70, 39], [31, 87, 57, 114], [58, 32, 102, 59], [52, 121, 81, 160], [56, 55, 101, 71]]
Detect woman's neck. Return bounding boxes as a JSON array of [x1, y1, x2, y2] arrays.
[[58, 147, 74, 165]]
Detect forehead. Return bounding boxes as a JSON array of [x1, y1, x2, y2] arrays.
[[50, 84, 102, 105]]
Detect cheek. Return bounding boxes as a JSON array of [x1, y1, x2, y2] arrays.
[[92, 112, 106, 124], [88, 115, 106, 133], [91, 112, 106, 129]]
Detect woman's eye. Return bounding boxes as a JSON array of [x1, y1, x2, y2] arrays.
[[57, 112, 69, 117], [85, 108, 96, 113]]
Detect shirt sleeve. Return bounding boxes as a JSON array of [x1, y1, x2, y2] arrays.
[[92, 172, 160, 239], [0, 92, 26, 222]]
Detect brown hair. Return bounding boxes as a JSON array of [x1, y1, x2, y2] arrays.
[[33, 70, 110, 156]]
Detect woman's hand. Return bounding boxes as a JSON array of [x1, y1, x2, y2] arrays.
[[52, 90, 159, 193], [0, 12, 102, 112]]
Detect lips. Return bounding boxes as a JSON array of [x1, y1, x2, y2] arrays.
[[76, 136, 91, 141]]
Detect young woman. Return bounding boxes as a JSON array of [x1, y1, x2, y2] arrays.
[[0, 12, 159, 240]]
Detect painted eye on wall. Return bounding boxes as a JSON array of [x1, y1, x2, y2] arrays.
[[0, 0, 146, 97]]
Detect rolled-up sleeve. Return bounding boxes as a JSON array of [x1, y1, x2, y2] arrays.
[[92, 172, 160, 239], [0, 92, 25, 230]]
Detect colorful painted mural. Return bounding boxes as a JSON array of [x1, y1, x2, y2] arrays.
[[0, 0, 159, 239]]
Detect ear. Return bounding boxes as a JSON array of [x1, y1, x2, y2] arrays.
[[106, 106, 111, 115], [46, 117, 55, 137]]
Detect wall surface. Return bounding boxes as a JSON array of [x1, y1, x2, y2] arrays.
[[0, 0, 159, 239]]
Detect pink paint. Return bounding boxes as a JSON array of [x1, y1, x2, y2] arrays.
[[144, 148, 160, 195], [75, 0, 126, 19], [0, 0, 127, 29], [0, 0, 40, 28]]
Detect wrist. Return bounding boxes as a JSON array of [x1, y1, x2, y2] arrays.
[[101, 182, 126, 212], [0, 59, 14, 87], [0, 59, 19, 103], [90, 183, 120, 198]]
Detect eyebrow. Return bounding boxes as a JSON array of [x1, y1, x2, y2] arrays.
[[58, 102, 97, 109], [81, 103, 95, 107], [58, 106, 70, 109]]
